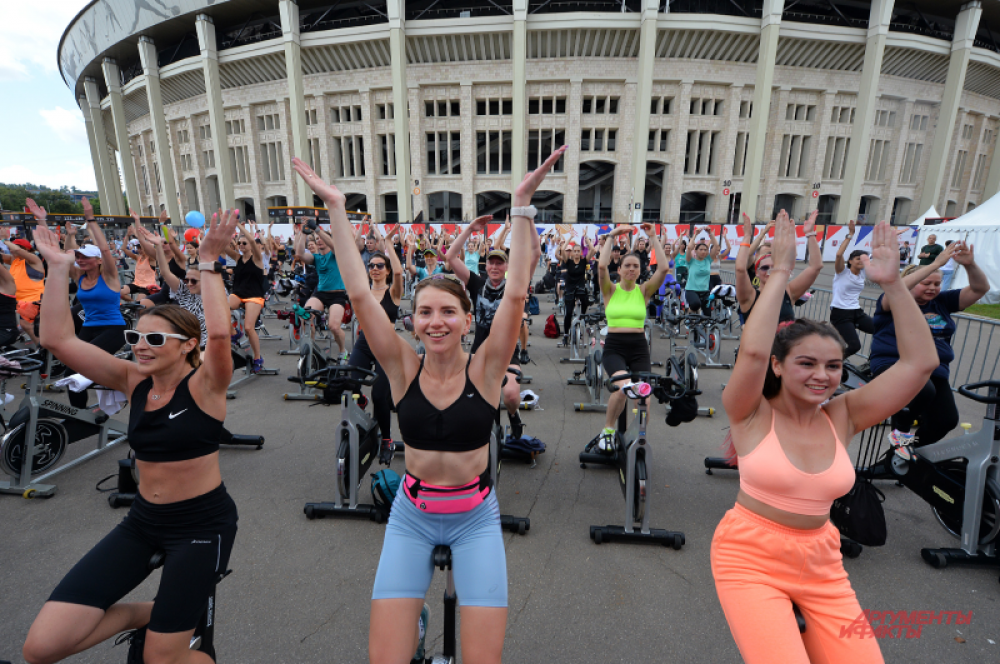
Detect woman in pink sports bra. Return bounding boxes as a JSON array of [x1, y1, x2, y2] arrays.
[[713, 217, 938, 664]]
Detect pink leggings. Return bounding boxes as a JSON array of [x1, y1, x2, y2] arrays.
[[711, 504, 884, 664]]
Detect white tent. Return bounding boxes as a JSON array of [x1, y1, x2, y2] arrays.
[[914, 194, 1000, 304], [908, 205, 940, 226]]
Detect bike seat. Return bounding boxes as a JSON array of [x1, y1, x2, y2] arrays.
[[432, 545, 452, 570]]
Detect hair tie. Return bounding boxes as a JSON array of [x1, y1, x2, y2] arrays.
[[776, 320, 795, 332]]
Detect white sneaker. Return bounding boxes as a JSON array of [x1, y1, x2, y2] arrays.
[[888, 430, 915, 461], [597, 430, 616, 453]]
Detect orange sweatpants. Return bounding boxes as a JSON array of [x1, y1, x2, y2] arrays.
[[711, 503, 884, 664]]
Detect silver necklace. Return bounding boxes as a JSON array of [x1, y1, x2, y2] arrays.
[[151, 394, 161, 400]]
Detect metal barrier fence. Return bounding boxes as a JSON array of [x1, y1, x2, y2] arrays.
[[719, 269, 1000, 388]]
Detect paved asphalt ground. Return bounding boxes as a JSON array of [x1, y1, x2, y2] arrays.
[[1, 264, 998, 664]]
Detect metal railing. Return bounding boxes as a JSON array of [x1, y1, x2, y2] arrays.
[[719, 269, 999, 388]]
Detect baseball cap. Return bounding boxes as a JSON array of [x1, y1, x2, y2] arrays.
[[486, 249, 508, 262], [74, 245, 102, 258], [12, 239, 32, 251], [422, 248, 437, 256]]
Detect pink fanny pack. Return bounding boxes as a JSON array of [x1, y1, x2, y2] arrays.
[[403, 471, 492, 514]]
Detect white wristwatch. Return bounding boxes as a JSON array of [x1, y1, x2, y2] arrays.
[[509, 205, 537, 219]]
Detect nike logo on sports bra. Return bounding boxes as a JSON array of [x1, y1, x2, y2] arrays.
[[466, 393, 475, 398], [168, 409, 188, 419]]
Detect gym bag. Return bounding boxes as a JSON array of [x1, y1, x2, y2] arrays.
[[527, 295, 540, 316], [831, 474, 886, 547], [544, 314, 560, 339], [371, 469, 401, 511]]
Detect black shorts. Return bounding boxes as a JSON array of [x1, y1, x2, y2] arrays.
[[125, 283, 150, 295], [48, 484, 238, 634], [146, 288, 172, 306], [311, 290, 349, 309], [601, 332, 651, 377]]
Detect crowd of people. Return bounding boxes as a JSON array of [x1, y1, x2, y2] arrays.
[[6, 145, 993, 664]]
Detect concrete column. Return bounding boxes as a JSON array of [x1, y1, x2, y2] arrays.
[[83, 78, 122, 215], [665, 82, 693, 223], [739, 0, 783, 223], [511, 0, 528, 186], [278, 0, 311, 206], [564, 79, 583, 222], [386, 0, 412, 223], [408, 85, 426, 218], [626, 0, 660, 225], [712, 85, 743, 223], [836, 0, 894, 224], [101, 60, 141, 214], [357, 89, 381, 221], [79, 95, 111, 209], [196, 15, 235, 210], [918, 1, 982, 214], [460, 82, 476, 219], [138, 37, 181, 224], [882, 99, 913, 223], [759, 87, 791, 219]]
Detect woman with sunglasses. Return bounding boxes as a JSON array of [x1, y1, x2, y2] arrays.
[[23, 211, 239, 664], [225, 217, 267, 373], [348, 224, 404, 462], [735, 210, 821, 326], [293, 146, 559, 664], [139, 226, 208, 348]]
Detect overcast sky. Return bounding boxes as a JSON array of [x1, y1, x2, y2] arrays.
[[1, 2, 102, 191]]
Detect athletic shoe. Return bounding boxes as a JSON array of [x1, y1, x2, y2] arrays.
[[251, 358, 263, 374], [341, 351, 351, 363], [230, 330, 243, 345], [562, 334, 569, 347], [415, 603, 430, 661], [888, 429, 915, 461], [115, 626, 147, 664], [597, 429, 616, 454], [520, 348, 530, 365]]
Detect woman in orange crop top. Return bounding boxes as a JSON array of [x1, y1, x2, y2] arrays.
[[294, 147, 563, 664], [714, 215, 938, 664]]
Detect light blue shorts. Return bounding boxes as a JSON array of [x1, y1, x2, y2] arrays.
[[372, 489, 508, 607]]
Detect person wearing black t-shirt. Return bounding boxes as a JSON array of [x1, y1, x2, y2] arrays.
[[446, 216, 532, 439], [559, 240, 590, 343]]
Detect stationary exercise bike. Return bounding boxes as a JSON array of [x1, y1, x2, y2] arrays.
[[0, 351, 130, 499], [115, 550, 232, 662], [566, 312, 608, 412], [303, 365, 389, 522], [579, 371, 689, 547], [492, 368, 531, 535], [862, 381, 1000, 575]]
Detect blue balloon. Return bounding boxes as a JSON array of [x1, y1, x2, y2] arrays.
[[185, 210, 205, 228]]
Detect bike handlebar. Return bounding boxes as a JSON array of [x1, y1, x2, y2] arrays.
[[958, 381, 1000, 405], [304, 364, 377, 390]]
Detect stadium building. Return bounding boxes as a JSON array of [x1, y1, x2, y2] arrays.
[[59, 0, 1000, 226]]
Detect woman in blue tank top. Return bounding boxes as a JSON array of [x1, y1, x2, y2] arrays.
[[294, 146, 564, 664], [63, 201, 126, 407], [25, 211, 240, 664]]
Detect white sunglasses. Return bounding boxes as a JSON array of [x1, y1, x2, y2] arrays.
[[124, 330, 191, 347]]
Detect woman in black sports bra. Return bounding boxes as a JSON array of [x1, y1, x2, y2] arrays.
[[294, 146, 562, 664], [24, 211, 240, 664], [348, 223, 404, 462]]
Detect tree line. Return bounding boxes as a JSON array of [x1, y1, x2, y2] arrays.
[[0, 183, 103, 215]]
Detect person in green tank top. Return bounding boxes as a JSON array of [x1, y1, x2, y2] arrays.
[[593, 223, 671, 451], [684, 225, 720, 313]]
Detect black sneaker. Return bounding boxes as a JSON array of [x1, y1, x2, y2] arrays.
[[114, 626, 147, 664], [562, 334, 568, 347], [520, 348, 530, 364], [509, 412, 524, 441]]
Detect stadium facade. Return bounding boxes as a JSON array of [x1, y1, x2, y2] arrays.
[[59, 0, 1000, 226]]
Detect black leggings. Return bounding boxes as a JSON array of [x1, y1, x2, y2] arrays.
[[69, 324, 127, 408], [348, 334, 393, 440], [830, 307, 874, 358], [685, 290, 710, 313], [563, 288, 589, 334], [48, 484, 238, 633], [887, 373, 959, 446]]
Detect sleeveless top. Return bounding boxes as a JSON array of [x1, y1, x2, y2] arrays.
[[687, 256, 712, 292], [76, 275, 126, 327], [10, 258, 45, 302], [128, 369, 224, 462], [605, 284, 645, 329], [358, 289, 399, 341], [134, 255, 157, 288], [738, 409, 855, 516], [395, 356, 496, 452], [232, 257, 266, 299], [738, 289, 796, 326]]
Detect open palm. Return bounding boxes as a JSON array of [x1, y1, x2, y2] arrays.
[[292, 157, 346, 208], [860, 221, 899, 285]]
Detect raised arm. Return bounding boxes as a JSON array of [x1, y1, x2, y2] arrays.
[[382, 224, 405, 302], [723, 213, 797, 425], [404, 238, 419, 277], [839, 222, 939, 433], [140, 227, 180, 293], [598, 226, 629, 299], [735, 213, 760, 312], [236, 218, 263, 267], [475, 147, 564, 394], [834, 219, 855, 274], [445, 216, 490, 284], [707, 225, 721, 260], [83, 198, 120, 288], [165, 224, 185, 264], [195, 211, 239, 392], [643, 224, 670, 299], [952, 243, 990, 309], [293, 158, 416, 394], [787, 209, 821, 302], [293, 225, 314, 265]]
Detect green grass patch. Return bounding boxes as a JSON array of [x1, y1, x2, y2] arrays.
[[966, 303, 1000, 320]]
